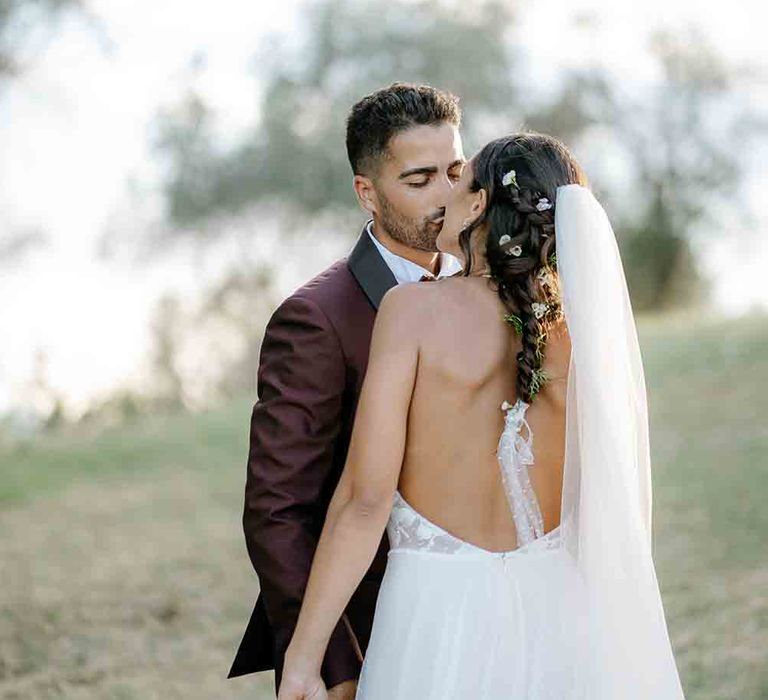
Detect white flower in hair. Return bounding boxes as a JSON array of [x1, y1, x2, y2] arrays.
[[498, 234, 512, 246], [536, 197, 553, 211], [532, 302, 549, 319], [508, 244, 522, 257], [501, 169, 519, 189]]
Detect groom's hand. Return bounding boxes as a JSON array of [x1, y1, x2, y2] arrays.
[[327, 679, 357, 700]]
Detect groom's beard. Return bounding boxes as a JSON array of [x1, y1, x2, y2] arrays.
[[376, 189, 442, 253]]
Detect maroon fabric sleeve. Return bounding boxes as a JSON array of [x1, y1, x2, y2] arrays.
[[242, 294, 361, 691]]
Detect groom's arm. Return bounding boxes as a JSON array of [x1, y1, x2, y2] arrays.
[[243, 293, 361, 690]]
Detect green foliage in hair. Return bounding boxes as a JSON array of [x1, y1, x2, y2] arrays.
[[529, 367, 549, 399], [503, 313, 523, 335], [548, 252, 557, 268]]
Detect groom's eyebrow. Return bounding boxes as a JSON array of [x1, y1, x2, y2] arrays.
[[398, 159, 466, 179], [399, 166, 437, 179]]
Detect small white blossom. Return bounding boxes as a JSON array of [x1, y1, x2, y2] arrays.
[[537, 268, 551, 283], [536, 197, 553, 211], [501, 169, 519, 189], [532, 302, 549, 319], [501, 400, 512, 411], [498, 234, 512, 246], [507, 244, 523, 257]]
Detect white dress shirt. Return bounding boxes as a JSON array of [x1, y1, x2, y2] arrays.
[[365, 220, 463, 284]]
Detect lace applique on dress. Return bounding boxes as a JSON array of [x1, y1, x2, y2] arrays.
[[387, 491, 481, 555]]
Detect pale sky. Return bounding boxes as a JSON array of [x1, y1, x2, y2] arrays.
[[1, 0, 765, 417]]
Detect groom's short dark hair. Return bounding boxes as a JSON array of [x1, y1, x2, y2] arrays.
[[346, 82, 461, 177]]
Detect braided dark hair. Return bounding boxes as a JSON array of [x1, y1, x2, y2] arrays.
[[459, 131, 588, 403]]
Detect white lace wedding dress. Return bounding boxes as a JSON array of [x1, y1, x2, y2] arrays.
[[354, 398, 591, 699], [354, 185, 685, 699]]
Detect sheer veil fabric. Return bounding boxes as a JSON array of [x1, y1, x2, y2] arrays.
[[556, 184, 685, 697]]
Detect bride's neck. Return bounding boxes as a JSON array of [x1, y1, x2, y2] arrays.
[[466, 262, 491, 277], [466, 232, 491, 277]]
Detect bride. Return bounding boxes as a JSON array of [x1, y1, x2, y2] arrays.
[[277, 132, 686, 699]]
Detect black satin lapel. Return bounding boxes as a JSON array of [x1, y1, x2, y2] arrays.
[[347, 223, 398, 310]]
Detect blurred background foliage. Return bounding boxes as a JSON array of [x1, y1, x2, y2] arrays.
[[2, 0, 764, 421], [120, 0, 764, 420], [0, 0, 84, 81], [0, 0, 88, 268], [153, 0, 764, 320]]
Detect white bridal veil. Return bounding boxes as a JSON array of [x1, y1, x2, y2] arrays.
[[555, 184, 686, 698]]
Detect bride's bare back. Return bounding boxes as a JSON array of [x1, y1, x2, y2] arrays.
[[397, 275, 571, 552]]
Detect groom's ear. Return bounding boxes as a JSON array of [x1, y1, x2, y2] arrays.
[[353, 174, 379, 216]]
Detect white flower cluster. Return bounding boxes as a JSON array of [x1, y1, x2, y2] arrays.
[[498, 234, 522, 257], [501, 168, 519, 189]]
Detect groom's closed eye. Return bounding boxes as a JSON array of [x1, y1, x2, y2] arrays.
[[400, 166, 437, 188], [400, 161, 465, 187]]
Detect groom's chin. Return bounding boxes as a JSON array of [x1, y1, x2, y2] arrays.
[[422, 231, 443, 253]]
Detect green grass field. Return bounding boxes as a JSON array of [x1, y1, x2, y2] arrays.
[[1, 311, 767, 699]]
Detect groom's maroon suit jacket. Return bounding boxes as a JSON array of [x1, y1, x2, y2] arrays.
[[228, 226, 398, 691]]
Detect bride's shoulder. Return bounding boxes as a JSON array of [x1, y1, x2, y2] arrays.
[[379, 281, 434, 314], [375, 282, 439, 337]]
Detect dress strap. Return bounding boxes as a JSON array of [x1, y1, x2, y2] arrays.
[[497, 398, 545, 546]]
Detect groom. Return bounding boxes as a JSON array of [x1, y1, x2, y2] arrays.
[[228, 82, 466, 698]]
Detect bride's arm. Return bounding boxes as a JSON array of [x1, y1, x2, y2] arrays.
[[281, 283, 423, 684]]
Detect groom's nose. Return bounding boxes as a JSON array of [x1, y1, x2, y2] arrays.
[[416, 165, 457, 213], [432, 171, 456, 204]]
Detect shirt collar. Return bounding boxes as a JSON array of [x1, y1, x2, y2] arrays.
[[365, 220, 463, 284]]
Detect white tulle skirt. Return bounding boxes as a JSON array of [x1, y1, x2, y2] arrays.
[[355, 535, 594, 700]]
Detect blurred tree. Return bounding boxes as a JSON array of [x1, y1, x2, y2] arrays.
[[153, 0, 521, 231], [143, 0, 530, 406], [0, 0, 84, 82], [1, 0, 88, 268], [27, 348, 64, 430], [0, 227, 47, 261], [148, 295, 186, 410], [197, 265, 278, 397], [141, 264, 277, 409], [530, 28, 766, 310], [153, 2, 765, 317]]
